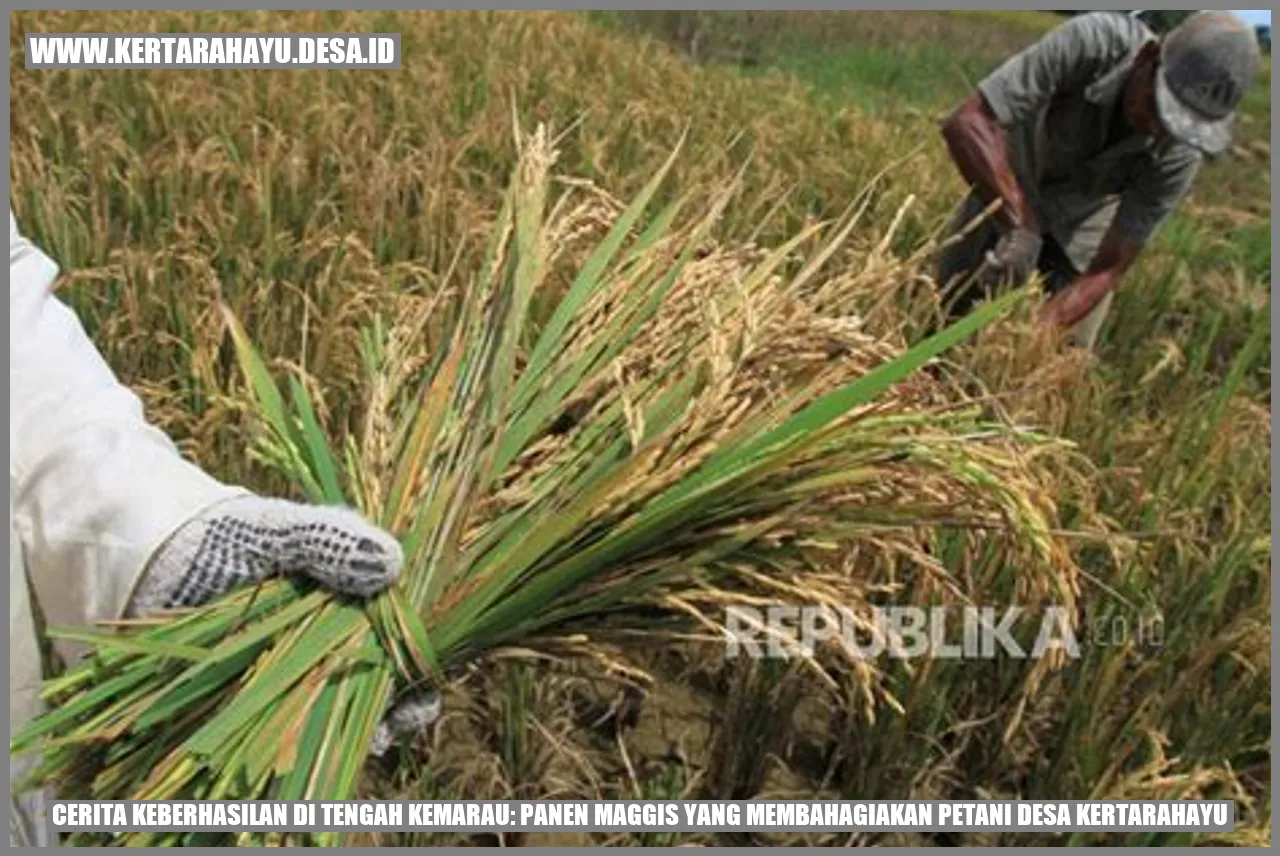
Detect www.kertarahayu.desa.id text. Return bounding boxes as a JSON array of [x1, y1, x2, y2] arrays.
[[25, 34, 399, 68]]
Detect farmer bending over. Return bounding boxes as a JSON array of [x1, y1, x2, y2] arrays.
[[10, 209, 439, 846], [936, 10, 1260, 348]]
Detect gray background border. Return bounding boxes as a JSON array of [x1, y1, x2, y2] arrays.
[[6, 1, 1267, 853]]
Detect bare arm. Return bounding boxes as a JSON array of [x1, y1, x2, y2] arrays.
[[941, 93, 1040, 233], [1039, 228, 1143, 328], [940, 13, 1132, 236]]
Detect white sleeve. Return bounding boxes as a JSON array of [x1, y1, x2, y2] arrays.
[[9, 209, 245, 640]]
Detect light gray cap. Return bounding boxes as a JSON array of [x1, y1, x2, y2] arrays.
[[1155, 10, 1262, 155]]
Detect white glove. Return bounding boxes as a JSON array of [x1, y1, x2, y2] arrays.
[[982, 226, 1043, 287], [127, 495, 403, 611], [128, 494, 441, 754]]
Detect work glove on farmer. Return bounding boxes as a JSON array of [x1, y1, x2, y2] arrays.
[[126, 494, 442, 756], [981, 226, 1042, 289]]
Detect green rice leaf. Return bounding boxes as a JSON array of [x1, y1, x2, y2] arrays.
[[43, 627, 211, 663], [183, 604, 366, 756], [278, 677, 339, 800], [288, 374, 346, 505], [220, 305, 316, 499]]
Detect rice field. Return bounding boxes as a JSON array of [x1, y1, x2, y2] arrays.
[[9, 10, 1271, 846]]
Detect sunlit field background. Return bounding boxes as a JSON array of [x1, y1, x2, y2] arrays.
[[10, 10, 1271, 846]]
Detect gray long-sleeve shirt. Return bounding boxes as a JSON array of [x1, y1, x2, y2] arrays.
[[975, 11, 1201, 271]]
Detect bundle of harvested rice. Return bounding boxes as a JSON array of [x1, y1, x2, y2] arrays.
[[11, 127, 1075, 846]]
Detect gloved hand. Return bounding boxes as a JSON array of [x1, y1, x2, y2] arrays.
[[981, 226, 1043, 288], [370, 691, 444, 757], [126, 494, 442, 755], [127, 496, 402, 610]]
